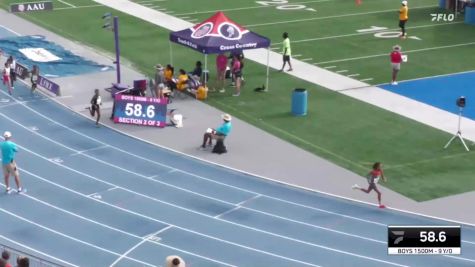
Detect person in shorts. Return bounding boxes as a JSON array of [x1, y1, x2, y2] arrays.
[[352, 162, 387, 208], [280, 32, 293, 72], [2, 62, 12, 95], [216, 53, 228, 93], [399, 1, 409, 38], [2, 131, 23, 194], [30, 65, 39, 94], [390, 45, 403, 85], [201, 114, 232, 149], [87, 89, 102, 126]]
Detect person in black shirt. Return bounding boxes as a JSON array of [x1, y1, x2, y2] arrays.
[[87, 89, 102, 126]]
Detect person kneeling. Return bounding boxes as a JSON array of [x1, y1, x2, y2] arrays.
[[201, 114, 232, 149]]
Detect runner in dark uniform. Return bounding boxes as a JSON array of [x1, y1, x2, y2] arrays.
[[87, 89, 101, 126]]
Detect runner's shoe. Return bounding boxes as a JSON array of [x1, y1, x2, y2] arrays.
[[379, 204, 386, 209], [352, 184, 360, 190], [5, 187, 12, 194]]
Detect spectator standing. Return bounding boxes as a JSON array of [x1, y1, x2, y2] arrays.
[[352, 162, 387, 208], [154, 64, 166, 98], [2, 131, 23, 194], [280, 32, 293, 72], [1, 250, 11, 267], [7, 56, 16, 88], [215, 53, 227, 93], [87, 89, 102, 126], [201, 114, 232, 148], [30, 65, 39, 94], [231, 56, 242, 96], [16, 256, 29, 267], [390, 45, 403, 85], [399, 1, 409, 38], [2, 62, 12, 95], [165, 255, 185, 267]]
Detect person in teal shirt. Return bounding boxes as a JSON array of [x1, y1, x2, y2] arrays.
[[201, 114, 232, 148], [2, 131, 23, 194]]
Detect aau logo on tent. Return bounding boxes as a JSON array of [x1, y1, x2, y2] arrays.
[[191, 22, 213, 39], [218, 23, 241, 40]]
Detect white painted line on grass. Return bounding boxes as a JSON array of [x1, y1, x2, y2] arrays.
[[348, 74, 360, 77], [315, 41, 475, 64], [292, 54, 302, 58], [301, 58, 313, 61], [336, 70, 348, 73], [57, 0, 76, 8], [324, 65, 336, 69], [359, 78, 374, 82], [174, 0, 330, 16], [55, 5, 102, 10], [247, 5, 437, 27]]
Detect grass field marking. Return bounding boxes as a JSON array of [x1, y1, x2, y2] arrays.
[[55, 4, 103, 10], [57, 0, 76, 8], [324, 65, 336, 69], [174, 0, 330, 16], [301, 58, 313, 61], [384, 151, 473, 170], [0, 208, 156, 267], [247, 5, 437, 27], [271, 21, 463, 46], [0, 234, 80, 267], [359, 78, 373, 82], [136, 0, 167, 3], [292, 54, 302, 57], [348, 74, 360, 77], [315, 41, 475, 64], [336, 70, 348, 73], [213, 100, 367, 171]]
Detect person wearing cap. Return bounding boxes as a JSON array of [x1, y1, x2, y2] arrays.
[[1, 131, 23, 194], [390, 45, 403, 85], [399, 1, 409, 38], [165, 255, 186, 267], [201, 114, 232, 148], [279, 32, 293, 72]]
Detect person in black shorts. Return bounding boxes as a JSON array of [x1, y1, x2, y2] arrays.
[[30, 65, 39, 94], [87, 89, 102, 126]]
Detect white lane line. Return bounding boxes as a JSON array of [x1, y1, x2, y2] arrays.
[[174, 0, 330, 16], [3, 88, 475, 233], [0, 112, 238, 208], [0, 234, 79, 267], [336, 70, 348, 73], [144, 225, 173, 239], [14, 145, 405, 267], [324, 65, 336, 69], [57, 0, 76, 8], [214, 206, 241, 219], [315, 42, 475, 65], [109, 226, 174, 267], [237, 194, 262, 206], [301, 58, 313, 61], [17, 169, 315, 267], [292, 54, 302, 58], [0, 208, 155, 267], [70, 145, 110, 156], [246, 5, 437, 27], [348, 74, 360, 77], [0, 181, 234, 267]]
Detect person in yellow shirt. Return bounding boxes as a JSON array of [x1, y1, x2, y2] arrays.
[[399, 1, 409, 38], [279, 32, 293, 72], [176, 69, 189, 91]]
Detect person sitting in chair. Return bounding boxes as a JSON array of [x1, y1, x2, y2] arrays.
[[176, 69, 189, 91], [201, 114, 232, 149]]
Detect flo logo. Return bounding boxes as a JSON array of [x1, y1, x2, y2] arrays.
[[218, 23, 241, 40], [191, 22, 213, 39], [431, 13, 455, 22]]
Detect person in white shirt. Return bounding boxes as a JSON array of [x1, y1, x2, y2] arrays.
[[7, 56, 16, 88], [2, 62, 12, 95]]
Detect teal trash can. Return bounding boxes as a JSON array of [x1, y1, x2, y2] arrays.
[[465, 5, 475, 25], [291, 88, 307, 116], [439, 0, 446, 9]]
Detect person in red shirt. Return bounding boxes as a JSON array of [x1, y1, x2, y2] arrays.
[[390, 45, 403, 85], [1, 250, 12, 267], [352, 162, 387, 208], [215, 53, 228, 93]]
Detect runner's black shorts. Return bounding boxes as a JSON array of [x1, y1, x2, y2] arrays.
[[283, 55, 290, 62]]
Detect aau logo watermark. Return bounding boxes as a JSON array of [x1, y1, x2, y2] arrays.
[[430, 13, 455, 22]]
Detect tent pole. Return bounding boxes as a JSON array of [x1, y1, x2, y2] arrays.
[[204, 53, 208, 86], [169, 41, 173, 66], [265, 47, 270, 92]]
